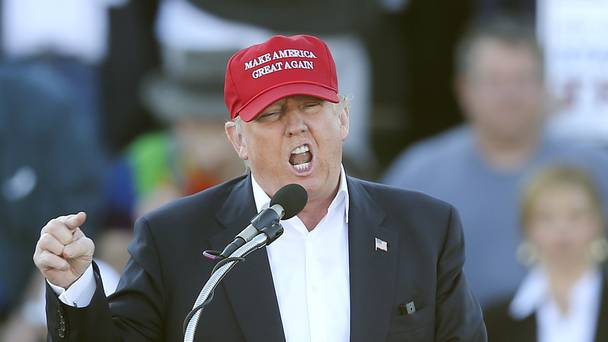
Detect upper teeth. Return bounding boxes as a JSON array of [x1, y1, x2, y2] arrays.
[[291, 144, 309, 154]]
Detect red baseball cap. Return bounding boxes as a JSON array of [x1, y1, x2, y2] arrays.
[[224, 34, 339, 122]]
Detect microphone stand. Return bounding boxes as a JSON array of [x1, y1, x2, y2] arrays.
[[183, 223, 284, 342]]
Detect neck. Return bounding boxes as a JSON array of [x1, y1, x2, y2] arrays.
[[298, 171, 342, 231], [475, 130, 539, 170], [298, 195, 335, 231], [544, 260, 593, 315]]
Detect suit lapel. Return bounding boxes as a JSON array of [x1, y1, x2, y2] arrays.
[[210, 175, 285, 342], [594, 272, 608, 342], [347, 178, 399, 342], [515, 314, 537, 342]]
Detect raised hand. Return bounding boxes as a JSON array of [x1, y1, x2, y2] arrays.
[[33, 212, 95, 289]]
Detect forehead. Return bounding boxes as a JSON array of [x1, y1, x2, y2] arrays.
[[470, 39, 540, 69], [532, 183, 593, 206]]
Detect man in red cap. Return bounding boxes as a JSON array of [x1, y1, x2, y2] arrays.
[[34, 35, 486, 341]]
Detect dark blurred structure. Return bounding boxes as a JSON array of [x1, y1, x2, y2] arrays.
[[377, 0, 473, 169], [101, 0, 161, 154], [473, 0, 535, 18], [186, 0, 379, 35], [0, 62, 105, 321]]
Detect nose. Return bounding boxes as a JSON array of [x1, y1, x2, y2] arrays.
[[285, 109, 308, 137]]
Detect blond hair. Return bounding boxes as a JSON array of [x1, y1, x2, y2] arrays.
[[520, 165, 604, 232]]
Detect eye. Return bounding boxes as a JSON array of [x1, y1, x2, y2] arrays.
[[257, 111, 281, 122], [303, 101, 322, 111]]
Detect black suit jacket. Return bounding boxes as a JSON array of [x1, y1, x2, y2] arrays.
[[46, 174, 486, 341], [484, 270, 608, 342]]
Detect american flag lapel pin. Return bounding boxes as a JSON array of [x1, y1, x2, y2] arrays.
[[375, 237, 388, 252]]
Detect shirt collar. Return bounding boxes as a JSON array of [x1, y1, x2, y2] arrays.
[[251, 165, 349, 223], [509, 266, 602, 320]]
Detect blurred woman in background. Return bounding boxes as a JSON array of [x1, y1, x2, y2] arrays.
[[485, 165, 608, 342]]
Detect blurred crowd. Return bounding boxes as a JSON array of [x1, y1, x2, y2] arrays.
[[1, 1, 607, 341]]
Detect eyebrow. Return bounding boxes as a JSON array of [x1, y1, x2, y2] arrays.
[[264, 100, 286, 110], [261, 96, 324, 114]]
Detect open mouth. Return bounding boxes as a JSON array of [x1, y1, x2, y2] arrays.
[[289, 144, 313, 174]]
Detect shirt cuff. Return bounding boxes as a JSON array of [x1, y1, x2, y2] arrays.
[[47, 264, 96, 308]]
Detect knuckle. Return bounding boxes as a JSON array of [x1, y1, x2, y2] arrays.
[[35, 235, 44, 249], [63, 246, 75, 258], [40, 222, 52, 235], [72, 228, 84, 240], [84, 237, 94, 249], [38, 254, 50, 266], [66, 240, 87, 257], [42, 221, 60, 235], [33, 252, 41, 265], [87, 240, 95, 256], [35, 241, 45, 254], [52, 229, 71, 244], [39, 232, 52, 244], [39, 251, 56, 265], [39, 233, 59, 249], [48, 218, 62, 226], [79, 239, 93, 254]]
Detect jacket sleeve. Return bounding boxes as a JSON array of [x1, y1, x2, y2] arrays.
[[45, 217, 165, 341], [434, 205, 488, 341]]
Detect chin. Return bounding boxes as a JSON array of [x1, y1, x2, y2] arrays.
[[290, 176, 319, 191]]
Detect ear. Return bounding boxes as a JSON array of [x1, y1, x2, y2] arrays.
[[454, 75, 467, 104], [225, 121, 248, 160], [454, 75, 473, 120], [338, 105, 350, 141]]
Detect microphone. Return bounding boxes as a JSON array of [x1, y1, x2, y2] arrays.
[[219, 183, 307, 258]]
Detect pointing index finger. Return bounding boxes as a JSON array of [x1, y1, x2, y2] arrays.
[[62, 212, 87, 230]]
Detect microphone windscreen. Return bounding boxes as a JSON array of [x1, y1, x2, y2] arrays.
[[270, 184, 308, 219]]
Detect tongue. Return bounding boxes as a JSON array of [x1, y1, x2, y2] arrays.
[[290, 151, 312, 165]]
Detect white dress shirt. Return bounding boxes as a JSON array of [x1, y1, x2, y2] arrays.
[[50, 167, 352, 342], [48, 259, 119, 309], [252, 166, 351, 342], [509, 267, 602, 342]]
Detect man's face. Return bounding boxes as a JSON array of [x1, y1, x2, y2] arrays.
[[225, 95, 349, 202], [458, 39, 546, 142]]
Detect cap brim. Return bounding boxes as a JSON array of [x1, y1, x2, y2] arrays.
[[238, 83, 339, 122]]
